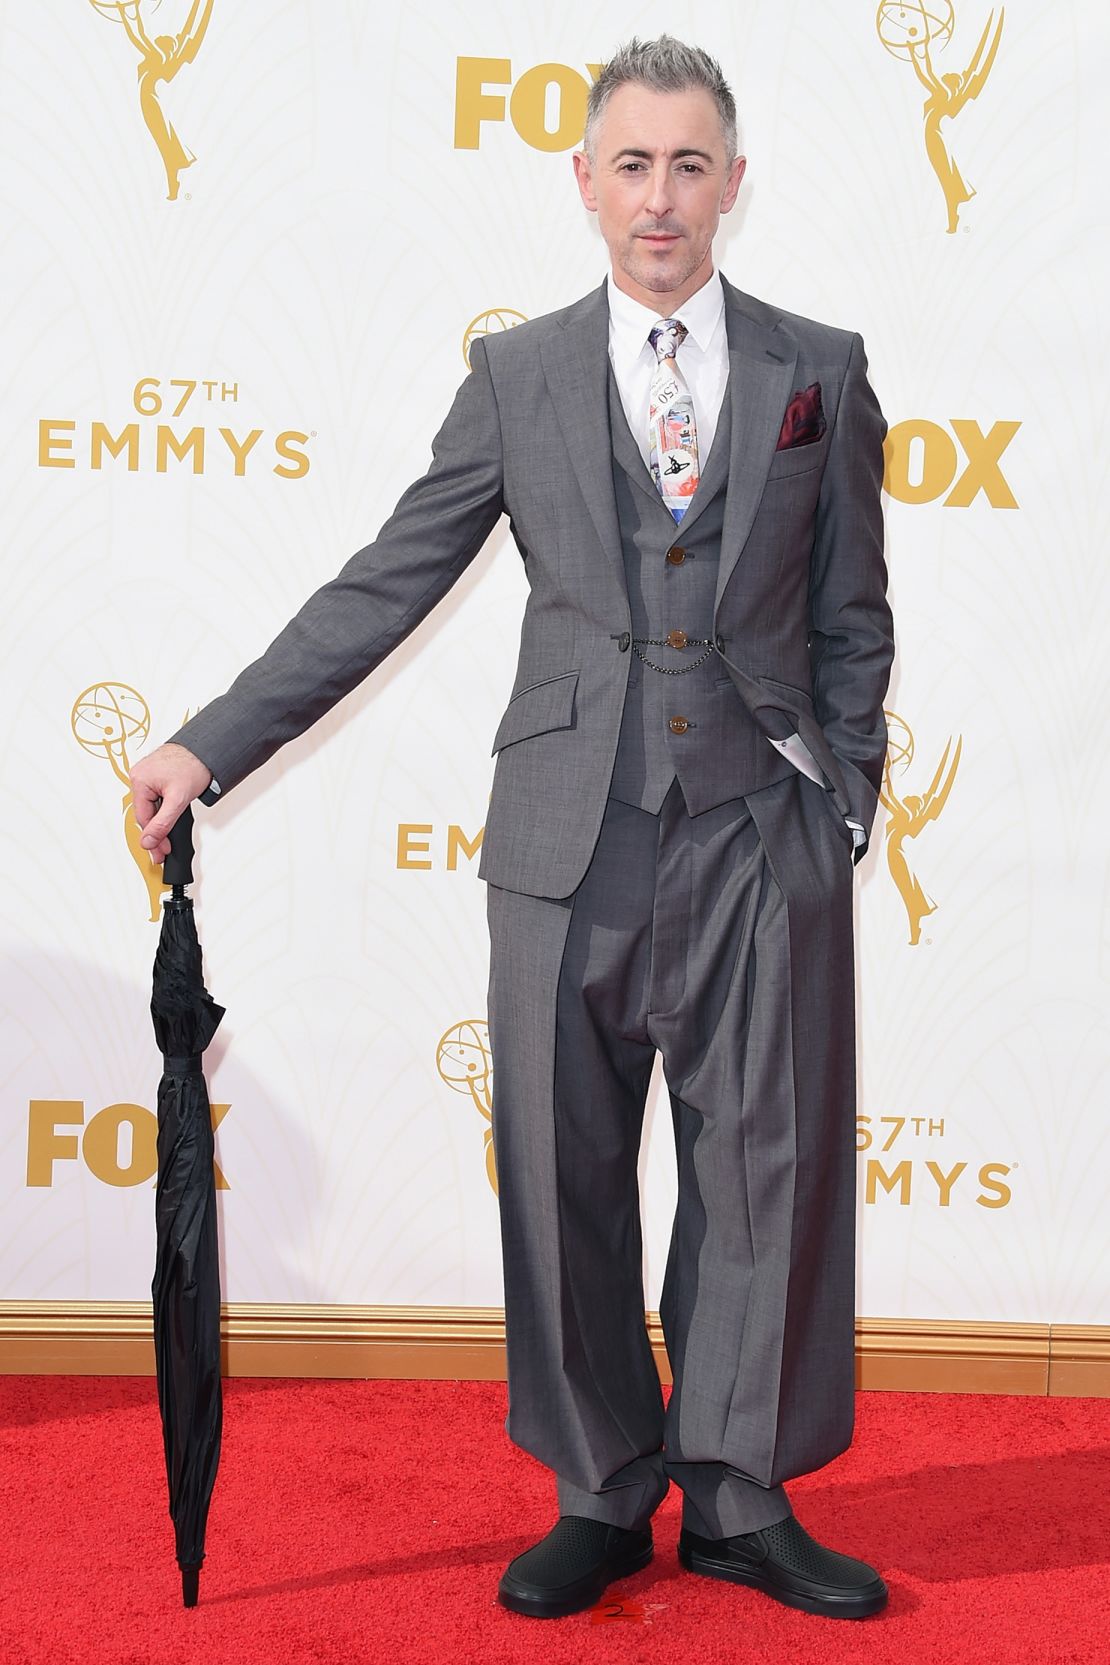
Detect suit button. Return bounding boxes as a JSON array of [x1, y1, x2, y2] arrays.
[[667, 629, 688, 650], [617, 632, 631, 651], [669, 716, 689, 735], [666, 546, 687, 565], [715, 634, 725, 652]]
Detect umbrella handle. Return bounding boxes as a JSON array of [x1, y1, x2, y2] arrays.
[[161, 801, 195, 889]]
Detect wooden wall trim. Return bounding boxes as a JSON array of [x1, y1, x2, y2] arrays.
[[1, 1304, 1107, 1396]]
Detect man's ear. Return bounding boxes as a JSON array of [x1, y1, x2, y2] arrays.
[[721, 154, 747, 214], [573, 149, 598, 212]]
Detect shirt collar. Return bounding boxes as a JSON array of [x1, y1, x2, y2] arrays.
[[606, 268, 725, 371]]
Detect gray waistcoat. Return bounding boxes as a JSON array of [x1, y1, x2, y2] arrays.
[[606, 364, 794, 815]]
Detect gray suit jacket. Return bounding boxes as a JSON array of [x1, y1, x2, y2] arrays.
[[169, 275, 894, 899]]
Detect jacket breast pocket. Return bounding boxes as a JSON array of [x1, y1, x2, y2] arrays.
[[764, 442, 826, 482], [491, 669, 580, 754]]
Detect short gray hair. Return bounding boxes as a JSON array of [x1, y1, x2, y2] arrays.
[[584, 35, 738, 163]]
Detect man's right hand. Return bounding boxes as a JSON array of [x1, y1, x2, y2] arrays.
[[130, 743, 214, 864]]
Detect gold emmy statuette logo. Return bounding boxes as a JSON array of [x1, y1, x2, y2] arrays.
[[880, 710, 962, 945], [876, 2, 1005, 233], [71, 681, 190, 922], [463, 310, 528, 370], [89, 0, 215, 201], [436, 1020, 497, 1195]]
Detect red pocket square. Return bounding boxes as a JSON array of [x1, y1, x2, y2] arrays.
[[776, 383, 826, 450]]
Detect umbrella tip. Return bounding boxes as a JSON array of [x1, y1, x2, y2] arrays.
[[182, 1566, 200, 1607]]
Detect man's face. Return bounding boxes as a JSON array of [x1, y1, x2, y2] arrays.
[[573, 83, 746, 306]]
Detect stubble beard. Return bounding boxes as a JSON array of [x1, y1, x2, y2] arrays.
[[618, 232, 709, 297]]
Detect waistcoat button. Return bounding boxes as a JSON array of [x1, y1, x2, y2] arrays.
[[667, 629, 688, 650], [668, 716, 689, 735], [666, 546, 687, 566]]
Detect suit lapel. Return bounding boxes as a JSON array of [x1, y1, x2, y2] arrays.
[[714, 280, 799, 611], [539, 285, 627, 601], [607, 362, 662, 510]]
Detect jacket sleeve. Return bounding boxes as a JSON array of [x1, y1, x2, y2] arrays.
[[165, 338, 505, 802], [807, 331, 895, 851]]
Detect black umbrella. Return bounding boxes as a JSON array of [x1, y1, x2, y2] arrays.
[[149, 803, 225, 1607]]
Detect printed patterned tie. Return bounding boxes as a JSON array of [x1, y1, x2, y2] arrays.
[[648, 318, 700, 521]]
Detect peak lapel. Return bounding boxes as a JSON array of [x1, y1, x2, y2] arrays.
[[539, 285, 627, 604], [714, 283, 799, 612]]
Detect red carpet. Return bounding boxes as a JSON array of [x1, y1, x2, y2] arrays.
[[2, 1376, 1107, 1664]]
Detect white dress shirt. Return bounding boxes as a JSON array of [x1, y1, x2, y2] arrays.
[[606, 268, 729, 469]]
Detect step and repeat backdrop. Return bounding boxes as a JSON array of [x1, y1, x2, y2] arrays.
[[2, 2, 1105, 1326]]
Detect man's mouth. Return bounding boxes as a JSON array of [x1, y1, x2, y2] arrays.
[[639, 233, 681, 245]]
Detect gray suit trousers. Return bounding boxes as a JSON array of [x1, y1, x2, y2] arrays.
[[485, 768, 858, 1537]]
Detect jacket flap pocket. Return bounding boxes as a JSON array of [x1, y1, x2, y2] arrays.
[[757, 673, 815, 711], [491, 669, 580, 754]]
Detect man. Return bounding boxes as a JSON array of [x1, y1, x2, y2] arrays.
[[132, 36, 894, 1623]]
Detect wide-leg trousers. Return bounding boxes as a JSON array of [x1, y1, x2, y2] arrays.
[[485, 769, 858, 1538]]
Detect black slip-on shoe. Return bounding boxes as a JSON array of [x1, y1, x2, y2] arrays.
[[498, 1515, 654, 1618], [678, 1514, 888, 1619]]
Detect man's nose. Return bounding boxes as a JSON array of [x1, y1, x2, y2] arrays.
[[642, 163, 676, 218]]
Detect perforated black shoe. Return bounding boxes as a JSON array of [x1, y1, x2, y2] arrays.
[[678, 1514, 888, 1619], [498, 1515, 654, 1618]]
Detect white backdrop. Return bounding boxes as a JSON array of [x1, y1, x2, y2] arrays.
[[2, 1, 1106, 1327]]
